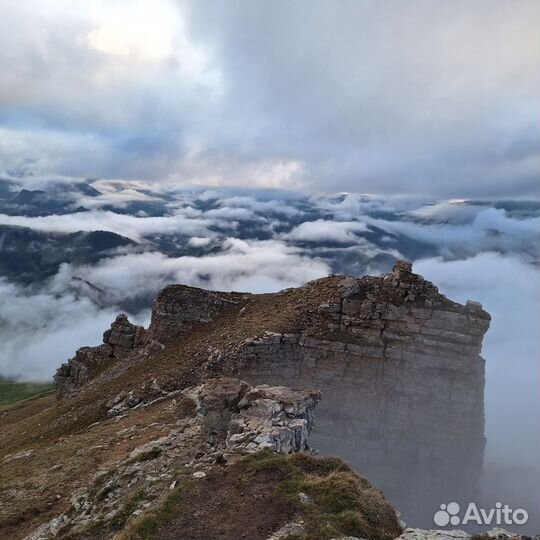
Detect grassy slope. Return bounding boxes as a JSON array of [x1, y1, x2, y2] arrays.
[[0, 378, 53, 407], [120, 451, 402, 540]]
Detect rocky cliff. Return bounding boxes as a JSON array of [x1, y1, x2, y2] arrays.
[[51, 261, 490, 527], [5, 261, 533, 540]]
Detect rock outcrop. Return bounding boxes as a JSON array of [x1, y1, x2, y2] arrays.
[[102, 313, 145, 349], [22, 378, 323, 540], [54, 314, 145, 398], [52, 261, 491, 527], [148, 285, 247, 343], [195, 378, 321, 454], [213, 262, 490, 524]]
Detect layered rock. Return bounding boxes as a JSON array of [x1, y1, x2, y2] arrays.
[[102, 313, 145, 349], [54, 314, 145, 398], [195, 377, 321, 454], [52, 261, 491, 527], [212, 262, 491, 525], [148, 284, 247, 344]]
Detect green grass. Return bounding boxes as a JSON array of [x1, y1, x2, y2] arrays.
[[0, 377, 53, 405], [117, 484, 187, 540], [244, 450, 401, 540]]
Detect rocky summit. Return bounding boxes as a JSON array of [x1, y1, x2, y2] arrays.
[[1, 262, 502, 540]]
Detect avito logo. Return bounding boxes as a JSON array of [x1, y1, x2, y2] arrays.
[[434, 502, 528, 527]]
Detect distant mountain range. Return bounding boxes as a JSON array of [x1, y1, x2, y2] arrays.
[[0, 226, 135, 283], [0, 178, 538, 311]]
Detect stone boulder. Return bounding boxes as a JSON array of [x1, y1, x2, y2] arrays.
[[54, 344, 112, 398], [103, 313, 145, 349], [396, 528, 533, 540], [195, 378, 322, 454]]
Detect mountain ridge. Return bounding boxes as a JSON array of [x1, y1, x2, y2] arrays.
[[1, 262, 495, 538]]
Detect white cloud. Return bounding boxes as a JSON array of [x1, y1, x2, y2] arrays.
[[0, 209, 214, 242], [86, 1, 176, 62], [211, 195, 303, 218], [365, 207, 540, 259], [188, 236, 211, 247], [204, 206, 256, 221], [77, 179, 165, 209], [406, 200, 483, 223], [64, 238, 330, 299], [0, 1, 538, 194], [285, 219, 369, 244], [0, 278, 141, 380]]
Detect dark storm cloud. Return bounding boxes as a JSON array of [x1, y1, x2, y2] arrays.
[[0, 0, 538, 196]]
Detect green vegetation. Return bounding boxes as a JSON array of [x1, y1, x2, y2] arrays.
[[0, 377, 53, 405], [245, 450, 401, 540], [112, 488, 150, 530], [116, 484, 187, 540]]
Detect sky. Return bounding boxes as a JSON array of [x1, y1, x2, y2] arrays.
[[0, 0, 539, 197]]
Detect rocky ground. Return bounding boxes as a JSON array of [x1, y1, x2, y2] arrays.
[[3, 377, 401, 540]]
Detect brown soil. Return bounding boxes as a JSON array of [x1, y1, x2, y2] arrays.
[[152, 464, 296, 540], [125, 452, 402, 540]]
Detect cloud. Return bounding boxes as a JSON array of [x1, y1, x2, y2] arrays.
[[285, 219, 369, 244], [184, 0, 540, 197], [0, 209, 214, 242], [416, 253, 540, 531], [0, 1, 538, 196], [210, 195, 303, 218], [406, 200, 483, 223], [0, 277, 143, 380], [76, 179, 166, 210], [188, 236, 212, 247], [85, 2, 176, 62], [204, 206, 256, 221], [58, 238, 331, 300], [365, 207, 540, 259]]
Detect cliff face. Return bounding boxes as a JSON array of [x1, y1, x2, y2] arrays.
[[52, 261, 490, 527], [221, 261, 490, 523]]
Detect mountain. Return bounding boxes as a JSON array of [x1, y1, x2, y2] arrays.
[[1, 262, 500, 539], [0, 225, 136, 283], [0, 181, 101, 216]]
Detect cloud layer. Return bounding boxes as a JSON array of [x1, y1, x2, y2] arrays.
[[1, 1, 539, 196], [416, 254, 540, 469]]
